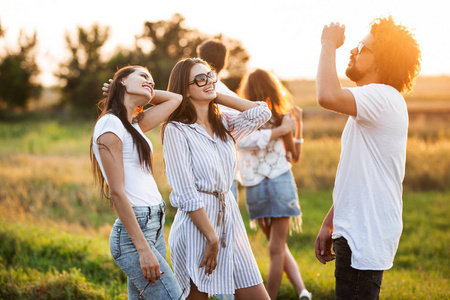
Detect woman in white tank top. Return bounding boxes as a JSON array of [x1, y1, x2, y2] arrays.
[[90, 65, 184, 299]]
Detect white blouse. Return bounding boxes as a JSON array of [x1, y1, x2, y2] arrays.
[[237, 125, 292, 187], [163, 102, 271, 297]]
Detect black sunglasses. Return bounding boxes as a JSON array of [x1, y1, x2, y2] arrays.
[[188, 70, 217, 87]]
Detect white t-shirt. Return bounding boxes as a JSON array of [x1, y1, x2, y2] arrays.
[[332, 84, 408, 270], [92, 114, 163, 207]]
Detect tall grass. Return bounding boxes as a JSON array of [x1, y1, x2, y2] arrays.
[[1, 114, 449, 195], [1, 190, 448, 299], [0, 218, 127, 299]]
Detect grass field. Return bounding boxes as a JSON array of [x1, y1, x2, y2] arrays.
[[0, 76, 449, 299]]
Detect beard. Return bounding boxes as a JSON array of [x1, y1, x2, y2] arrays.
[[345, 55, 366, 82], [345, 64, 365, 82]]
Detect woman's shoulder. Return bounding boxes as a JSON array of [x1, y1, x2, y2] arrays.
[[165, 121, 187, 130], [93, 113, 126, 140], [96, 113, 122, 127], [164, 121, 191, 138]]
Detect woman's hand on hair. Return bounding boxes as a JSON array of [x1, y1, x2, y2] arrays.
[[102, 79, 113, 96], [290, 106, 303, 125], [280, 114, 296, 134], [215, 92, 259, 112], [286, 151, 293, 162]]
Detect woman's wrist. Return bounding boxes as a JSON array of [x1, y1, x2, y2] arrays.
[[214, 93, 219, 103], [136, 240, 152, 253], [205, 232, 219, 243]]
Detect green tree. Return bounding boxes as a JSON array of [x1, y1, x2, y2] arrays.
[[106, 14, 250, 91], [57, 24, 110, 117], [106, 14, 201, 89], [0, 29, 41, 110], [132, 13, 205, 89]]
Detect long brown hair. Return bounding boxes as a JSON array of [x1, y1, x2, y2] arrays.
[[161, 58, 232, 142], [90, 66, 152, 200], [238, 68, 293, 127]]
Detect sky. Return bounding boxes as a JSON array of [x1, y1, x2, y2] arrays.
[[1, 0, 449, 86]]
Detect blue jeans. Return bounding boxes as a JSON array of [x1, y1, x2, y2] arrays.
[[110, 203, 183, 300], [333, 237, 384, 300]]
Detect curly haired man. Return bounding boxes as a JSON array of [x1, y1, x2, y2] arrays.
[[314, 16, 421, 300]]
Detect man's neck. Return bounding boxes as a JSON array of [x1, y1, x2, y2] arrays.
[[355, 73, 382, 87]]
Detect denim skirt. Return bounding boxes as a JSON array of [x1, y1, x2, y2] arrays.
[[245, 170, 301, 220], [109, 202, 183, 300]]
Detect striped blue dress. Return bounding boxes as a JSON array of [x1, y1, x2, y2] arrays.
[[163, 102, 271, 297]]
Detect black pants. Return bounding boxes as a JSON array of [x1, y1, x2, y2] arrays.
[[333, 237, 384, 300]]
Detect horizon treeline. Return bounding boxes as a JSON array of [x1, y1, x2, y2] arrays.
[[0, 13, 249, 117]]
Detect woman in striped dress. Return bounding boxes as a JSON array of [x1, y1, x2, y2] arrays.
[[162, 58, 271, 300]]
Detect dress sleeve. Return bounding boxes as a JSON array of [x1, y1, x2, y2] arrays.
[[163, 123, 204, 212], [237, 129, 272, 150], [222, 101, 272, 143]]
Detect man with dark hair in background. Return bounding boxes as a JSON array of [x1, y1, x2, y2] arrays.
[[197, 39, 239, 98]]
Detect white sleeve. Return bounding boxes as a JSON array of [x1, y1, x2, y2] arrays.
[[348, 85, 390, 126], [93, 114, 126, 142]]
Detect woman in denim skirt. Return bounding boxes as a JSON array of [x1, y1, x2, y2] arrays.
[[237, 69, 312, 300], [91, 66, 183, 299]]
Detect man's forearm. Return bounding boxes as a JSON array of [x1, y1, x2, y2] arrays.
[[317, 45, 341, 104]]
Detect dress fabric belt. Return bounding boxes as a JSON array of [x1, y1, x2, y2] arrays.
[[197, 190, 228, 248]]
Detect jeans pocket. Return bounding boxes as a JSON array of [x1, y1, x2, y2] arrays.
[[333, 237, 354, 282], [136, 215, 149, 228], [370, 270, 384, 287], [142, 214, 162, 245], [110, 226, 122, 260]]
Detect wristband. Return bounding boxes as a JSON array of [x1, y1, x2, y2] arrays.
[[294, 138, 304, 144]]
